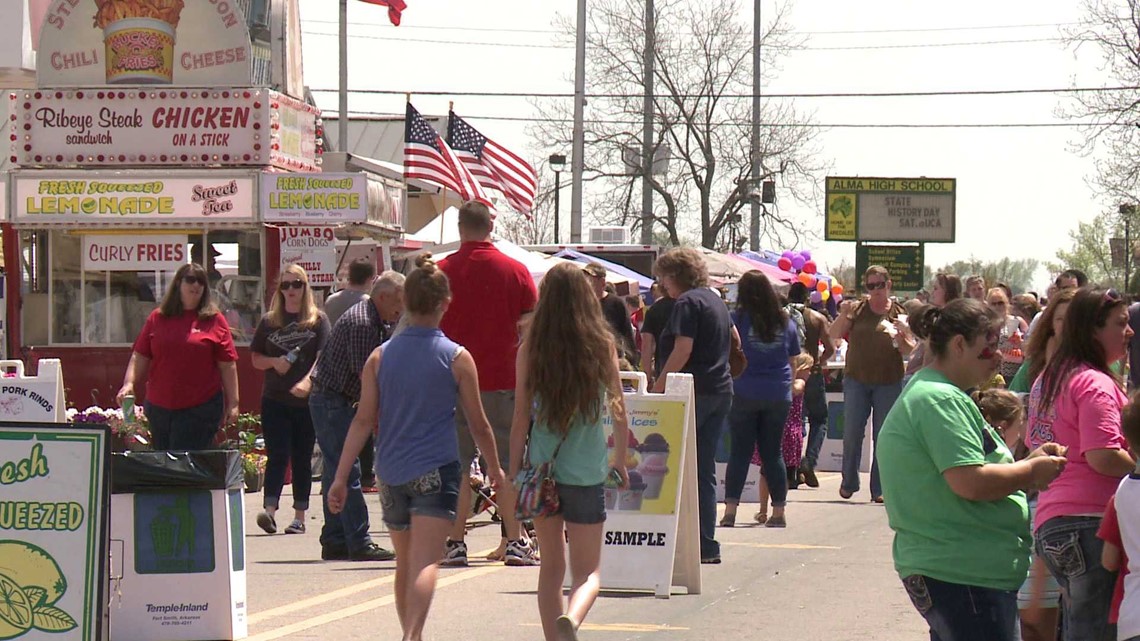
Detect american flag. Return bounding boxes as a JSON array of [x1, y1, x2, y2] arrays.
[[404, 103, 493, 207], [359, 0, 406, 26], [448, 111, 538, 217]]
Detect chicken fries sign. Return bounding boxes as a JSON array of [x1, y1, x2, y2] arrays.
[[37, 0, 253, 87]]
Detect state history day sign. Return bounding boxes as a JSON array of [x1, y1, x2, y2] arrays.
[[825, 176, 957, 243]]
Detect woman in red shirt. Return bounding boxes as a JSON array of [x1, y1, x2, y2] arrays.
[[117, 263, 240, 450]]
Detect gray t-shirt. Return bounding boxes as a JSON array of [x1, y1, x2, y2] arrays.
[[251, 311, 331, 407], [324, 289, 368, 327]]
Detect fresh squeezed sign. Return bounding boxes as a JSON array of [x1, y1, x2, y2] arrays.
[[83, 235, 187, 272], [280, 227, 337, 286], [0, 423, 109, 641], [262, 174, 368, 223], [13, 173, 255, 225]]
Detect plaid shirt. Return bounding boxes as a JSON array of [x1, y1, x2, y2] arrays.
[[311, 299, 390, 402]]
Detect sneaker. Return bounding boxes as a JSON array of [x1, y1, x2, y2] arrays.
[[361, 484, 379, 494], [283, 519, 306, 534], [256, 511, 277, 534], [321, 545, 350, 561], [504, 539, 540, 566], [440, 539, 469, 567], [765, 514, 787, 528], [801, 466, 820, 488], [700, 555, 722, 564], [350, 543, 396, 562], [555, 615, 579, 641]]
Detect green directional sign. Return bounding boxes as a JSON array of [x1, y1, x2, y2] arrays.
[[856, 243, 925, 292]]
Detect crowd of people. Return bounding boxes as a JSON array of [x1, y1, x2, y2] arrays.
[[109, 197, 1140, 641]]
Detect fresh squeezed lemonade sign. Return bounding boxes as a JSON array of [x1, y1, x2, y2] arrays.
[[0, 425, 108, 641]]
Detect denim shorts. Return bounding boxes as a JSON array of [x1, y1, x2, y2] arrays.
[[377, 461, 461, 531], [554, 483, 606, 525]]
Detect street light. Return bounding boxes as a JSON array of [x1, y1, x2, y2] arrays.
[[550, 153, 567, 243]]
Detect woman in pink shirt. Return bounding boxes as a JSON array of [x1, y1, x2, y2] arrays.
[[1027, 286, 1137, 641]]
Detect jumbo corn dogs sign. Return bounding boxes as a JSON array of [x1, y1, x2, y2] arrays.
[[36, 0, 253, 87]]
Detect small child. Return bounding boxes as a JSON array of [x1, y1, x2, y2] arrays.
[[973, 388, 1062, 639], [753, 353, 814, 524], [1096, 399, 1140, 640]]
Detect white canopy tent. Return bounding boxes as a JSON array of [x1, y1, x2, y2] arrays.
[[419, 238, 638, 290]]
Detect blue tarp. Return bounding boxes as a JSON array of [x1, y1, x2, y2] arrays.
[[553, 249, 654, 294]]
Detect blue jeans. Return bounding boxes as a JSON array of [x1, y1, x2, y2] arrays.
[[802, 371, 828, 470], [695, 393, 733, 559], [726, 396, 791, 507], [902, 575, 1020, 641], [145, 391, 224, 451], [261, 397, 316, 511], [379, 462, 462, 530], [1035, 516, 1118, 641], [310, 390, 373, 554], [841, 376, 902, 498]]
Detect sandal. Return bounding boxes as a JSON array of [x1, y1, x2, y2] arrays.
[[753, 511, 768, 525], [719, 513, 737, 527]]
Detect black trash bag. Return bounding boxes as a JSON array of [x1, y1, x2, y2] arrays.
[[111, 449, 243, 493]]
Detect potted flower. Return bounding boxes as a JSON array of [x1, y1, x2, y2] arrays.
[[68, 405, 151, 452], [224, 414, 267, 492]]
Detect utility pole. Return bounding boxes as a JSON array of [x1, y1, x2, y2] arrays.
[[640, 0, 655, 245], [749, 0, 762, 251], [1123, 204, 1135, 293], [570, 0, 587, 243], [338, 0, 348, 151]]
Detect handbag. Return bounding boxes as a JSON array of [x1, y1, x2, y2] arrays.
[[729, 320, 748, 379], [514, 438, 566, 521]]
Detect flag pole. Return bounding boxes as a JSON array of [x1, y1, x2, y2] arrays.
[[402, 92, 411, 236], [338, 0, 348, 151]]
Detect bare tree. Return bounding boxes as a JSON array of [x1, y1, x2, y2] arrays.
[[529, 0, 826, 250], [494, 159, 559, 245], [1059, 0, 1140, 201]]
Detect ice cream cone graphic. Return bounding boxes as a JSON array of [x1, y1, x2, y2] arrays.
[[94, 0, 186, 84]]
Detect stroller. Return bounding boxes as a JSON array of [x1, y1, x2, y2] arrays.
[[466, 454, 538, 549]]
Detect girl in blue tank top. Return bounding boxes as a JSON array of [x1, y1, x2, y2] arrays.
[[508, 262, 631, 641], [328, 253, 505, 641]]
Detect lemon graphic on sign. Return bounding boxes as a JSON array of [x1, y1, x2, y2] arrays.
[[0, 541, 77, 639]]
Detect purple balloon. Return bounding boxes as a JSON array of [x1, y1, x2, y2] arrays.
[[810, 291, 823, 304], [791, 256, 806, 271], [781, 250, 795, 260], [834, 294, 843, 303], [799, 250, 812, 260]]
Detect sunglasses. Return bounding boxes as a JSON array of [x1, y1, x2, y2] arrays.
[[987, 300, 1008, 307], [865, 281, 887, 291], [182, 275, 205, 286], [280, 280, 306, 291]]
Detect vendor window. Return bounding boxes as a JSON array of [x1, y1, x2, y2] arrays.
[[19, 230, 263, 346]]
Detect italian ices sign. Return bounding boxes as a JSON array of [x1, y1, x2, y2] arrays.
[[0, 424, 109, 641]]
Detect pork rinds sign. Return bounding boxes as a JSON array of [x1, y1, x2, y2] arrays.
[[38, 0, 252, 87]]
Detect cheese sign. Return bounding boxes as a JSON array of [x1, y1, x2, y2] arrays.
[[280, 227, 337, 286], [83, 234, 188, 272]]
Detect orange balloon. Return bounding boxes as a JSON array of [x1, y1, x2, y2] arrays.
[[832, 283, 845, 296], [798, 272, 813, 286], [816, 279, 828, 293]]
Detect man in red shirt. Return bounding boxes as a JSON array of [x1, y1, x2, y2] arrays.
[[439, 201, 539, 567]]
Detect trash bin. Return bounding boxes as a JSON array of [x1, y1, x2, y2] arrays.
[[109, 450, 247, 641]]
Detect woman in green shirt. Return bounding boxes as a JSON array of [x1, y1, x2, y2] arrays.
[[878, 298, 1068, 640]]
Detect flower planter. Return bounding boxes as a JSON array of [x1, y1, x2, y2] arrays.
[[244, 468, 265, 493]]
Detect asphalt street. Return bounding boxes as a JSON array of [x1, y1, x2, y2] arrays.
[[240, 472, 927, 641]]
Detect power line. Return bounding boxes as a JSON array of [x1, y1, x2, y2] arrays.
[[324, 109, 1124, 128], [303, 18, 1079, 36], [308, 85, 1140, 100], [301, 29, 1065, 51]]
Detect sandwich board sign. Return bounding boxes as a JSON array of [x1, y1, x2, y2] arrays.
[[0, 360, 67, 423], [0, 422, 111, 641], [593, 372, 701, 599]]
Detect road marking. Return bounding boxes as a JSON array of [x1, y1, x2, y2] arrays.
[[521, 622, 690, 632], [247, 546, 499, 626], [247, 564, 504, 641], [722, 542, 841, 550]]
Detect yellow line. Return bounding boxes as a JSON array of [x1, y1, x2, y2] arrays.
[[722, 542, 841, 550], [521, 622, 690, 632], [246, 564, 504, 641], [247, 546, 499, 625]]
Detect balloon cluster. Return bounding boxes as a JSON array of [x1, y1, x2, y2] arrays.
[[778, 249, 845, 305]]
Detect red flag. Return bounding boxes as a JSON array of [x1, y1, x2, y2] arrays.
[[359, 0, 406, 26]]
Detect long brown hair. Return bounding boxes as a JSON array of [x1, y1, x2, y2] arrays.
[[736, 270, 786, 343], [268, 264, 320, 329], [159, 263, 218, 319], [525, 263, 621, 435], [1037, 286, 1126, 413], [1022, 288, 1075, 385]]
